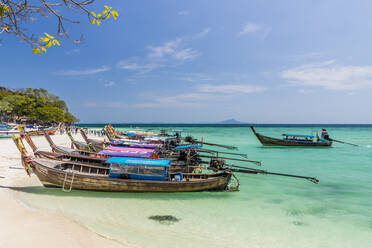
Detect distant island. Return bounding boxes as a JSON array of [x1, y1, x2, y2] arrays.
[[216, 118, 247, 124]]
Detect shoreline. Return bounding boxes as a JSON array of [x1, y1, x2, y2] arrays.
[[0, 134, 128, 248]]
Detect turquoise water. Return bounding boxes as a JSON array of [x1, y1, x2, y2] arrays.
[[14, 125, 372, 248]]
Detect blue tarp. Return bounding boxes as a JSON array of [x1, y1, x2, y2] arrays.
[[125, 132, 136, 136], [0, 124, 16, 127], [282, 134, 314, 138], [174, 144, 202, 149], [107, 157, 171, 167]]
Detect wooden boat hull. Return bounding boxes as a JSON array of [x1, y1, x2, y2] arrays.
[[30, 159, 231, 192], [250, 126, 332, 147]]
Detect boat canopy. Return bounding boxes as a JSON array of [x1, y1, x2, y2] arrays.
[[282, 134, 314, 138], [99, 149, 154, 158], [105, 146, 155, 153], [110, 140, 160, 149], [174, 144, 202, 149], [107, 157, 171, 167], [108, 157, 171, 181]]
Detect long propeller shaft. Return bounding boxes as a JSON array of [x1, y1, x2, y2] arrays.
[[226, 164, 319, 184]]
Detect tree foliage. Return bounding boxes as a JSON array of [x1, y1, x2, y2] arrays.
[[0, 1, 118, 54], [0, 87, 79, 124]]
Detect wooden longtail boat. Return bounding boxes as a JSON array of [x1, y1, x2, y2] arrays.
[[250, 126, 332, 147], [16, 135, 232, 192], [80, 129, 161, 151], [30, 159, 231, 192], [105, 125, 178, 144], [27, 127, 58, 136], [0, 127, 20, 138], [25, 134, 197, 173]]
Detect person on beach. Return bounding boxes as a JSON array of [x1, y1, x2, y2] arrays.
[[321, 129, 330, 140]]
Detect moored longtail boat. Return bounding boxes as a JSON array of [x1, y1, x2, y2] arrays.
[[80, 129, 161, 151], [24, 134, 198, 173], [28, 158, 232, 192], [0, 125, 20, 138], [14, 136, 232, 192], [250, 126, 332, 147]]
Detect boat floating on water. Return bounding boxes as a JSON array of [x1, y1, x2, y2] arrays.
[[250, 126, 332, 147]]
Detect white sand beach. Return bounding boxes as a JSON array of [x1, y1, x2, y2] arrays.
[[0, 134, 126, 248]]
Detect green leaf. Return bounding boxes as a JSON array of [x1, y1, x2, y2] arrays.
[[44, 33, 54, 39]]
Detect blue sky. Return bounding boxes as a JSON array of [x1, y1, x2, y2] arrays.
[[1, 0, 372, 123]]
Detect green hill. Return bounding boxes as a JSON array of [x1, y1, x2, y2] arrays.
[[0, 87, 78, 124]]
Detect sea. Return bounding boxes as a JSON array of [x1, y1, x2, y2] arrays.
[[13, 124, 372, 248]]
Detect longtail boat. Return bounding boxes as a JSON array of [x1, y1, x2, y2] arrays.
[[250, 126, 332, 147], [14, 133, 319, 193], [0, 125, 20, 138], [14, 136, 232, 192], [80, 129, 161, 152], [27, 127, 58, 136], [28, 158, 232, 192], [24, 134, 198, 173]]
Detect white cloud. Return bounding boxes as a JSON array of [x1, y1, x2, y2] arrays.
[[117, 29, 209, 74], [238, 22, 271, 39], [196, 84, 266, 94], [147, 38, 199, 61], [281, 60, 372, 90], [193, 28, 210, 39], [54, 66, 110, 76], [104, 81, 115, 87], [116, 61, 162, 73], [178, 10, 189, 16]]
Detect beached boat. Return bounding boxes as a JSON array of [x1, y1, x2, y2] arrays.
[[250, 126, 332, 147], [79, 129, 162, 151], [25, 126, 58, 136], [0, 125, 20, 138], [23, 156, 232, 192], [24, 134, 198, 173]]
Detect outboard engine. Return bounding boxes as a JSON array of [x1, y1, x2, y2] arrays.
[[209, 158, 225, 171], [185, 136, 197, 143]]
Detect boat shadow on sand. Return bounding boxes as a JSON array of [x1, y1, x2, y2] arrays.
[[0, 185, 234, 200]]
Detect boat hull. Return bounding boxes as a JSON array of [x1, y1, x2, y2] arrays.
[[31, 160, 231, 192], [0, 131, 20, 138]]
